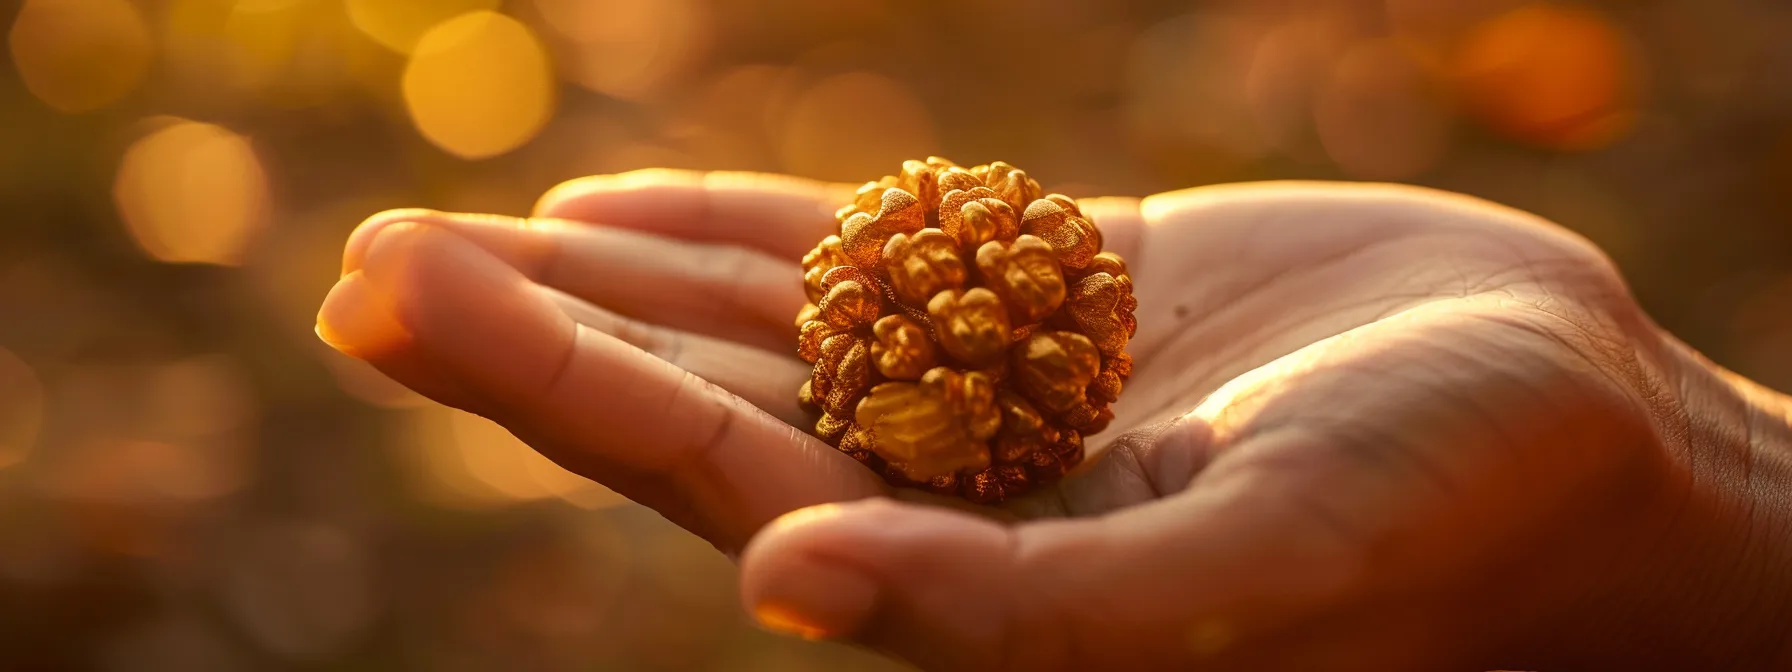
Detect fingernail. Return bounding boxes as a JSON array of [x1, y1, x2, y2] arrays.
[[316, 270, 410, 358], [749, 555, 879, 640], [342, 210, 436, 277]]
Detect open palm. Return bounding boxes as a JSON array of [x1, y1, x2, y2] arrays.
[[319, 171, 1698, 670]]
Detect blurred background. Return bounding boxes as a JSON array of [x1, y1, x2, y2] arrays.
[[2, 0, 1790, 669]]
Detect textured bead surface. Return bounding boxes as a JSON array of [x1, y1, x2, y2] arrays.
[[797, 158, 1137, 504]]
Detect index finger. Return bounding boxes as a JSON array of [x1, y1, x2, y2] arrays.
[[325, 219, 888, 550], [533, 169, 856, 261]]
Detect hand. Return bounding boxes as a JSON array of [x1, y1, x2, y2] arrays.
[[316, 170, 1792, 670]]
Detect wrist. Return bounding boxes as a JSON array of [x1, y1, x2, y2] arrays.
[[1503, 321, 1792, 669], [1627, 339, 1792, 668], [1701, 364, 1792, 668]]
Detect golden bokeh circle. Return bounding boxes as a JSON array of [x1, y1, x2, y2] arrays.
[[401, 11, 557, 160], [345, 0, 501, 54], [1450, 4, 1639, 151], [113, 120, 271, 266], [8, 0, 154, 113], [534, 0, 710, 101]]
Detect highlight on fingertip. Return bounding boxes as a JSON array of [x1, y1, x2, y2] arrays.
[[750, 602, 835, 641], [763, 502, 846, 536], [316, 271, 412, 360], [531, 169, 703, 216]]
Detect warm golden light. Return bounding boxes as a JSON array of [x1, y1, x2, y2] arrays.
[[141, 355, 258, 442], [1243, 14, 1354, 158], [246, 197, 394, 344], [44, 356, 259, 503], [8, 0, 154, 113], [319, 348, 429, 409], [778, 72, 937, 182], [50, 436, 252, 504], [1185, 619, 1238, 657], [534, 0, 709, 101], [0, 348, 45, 470], [218, 0, 330, 103], [1315, 42, 1452, 179], [113, 119, 270, 266], [401, 11, 556, 160], [1121, 11, 1275, 174], [0, 0, 1782, 664], [1450, 4, 1637, 151], [764, 503, 844, 535], [751, 603, 831, 641], [345, 0, 500, 54], [398, 407, 624, 510], [157, 0, 395, 109]]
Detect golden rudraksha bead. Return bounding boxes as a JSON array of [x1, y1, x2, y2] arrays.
[[795, 159, 1138, 504]]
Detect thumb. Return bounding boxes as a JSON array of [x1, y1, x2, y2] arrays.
[[737, 419, 1361, 671]]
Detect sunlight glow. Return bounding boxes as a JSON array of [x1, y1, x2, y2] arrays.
[[113, 120, 270, 266], [401, 11, 556, 160], [8, 0, 153, 113]]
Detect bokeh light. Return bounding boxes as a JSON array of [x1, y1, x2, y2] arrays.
[[401, 11, 556, 159], [399, 407, 624, 510], [156, 0, 398, 110], [1384, 0, 1525, 67], [217, 521, 377, 660], [534, 0, 710, 101], [51, 437, 250, 506], [113, 120, 270, 266], [218, 0, 347, 107], [345, 0, 500, 54], [96, 612, 249, 672], [0, 348, 45, 470], [1450, 3, 1639, 151], [1315, 41, 1454, 179], [218, 0, 314, 94], [1244, 13, 1356, 160], [141, 355, 258, 442], [7, 0, 153, 113], [778, 71, 938, 182], [45, 357, 256, 505]]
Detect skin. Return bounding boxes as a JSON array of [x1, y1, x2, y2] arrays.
[[316, 170, 1792, 671]]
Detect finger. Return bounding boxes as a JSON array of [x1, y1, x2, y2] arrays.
[[342, 210, 806, 353], [317, 270, 481, 411], [538, 286, 812, 427], [320, 220, 885, 549], [532, 169, 855, 261], [323, 251, 813, 427], [738, 414, 1366, 671]]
